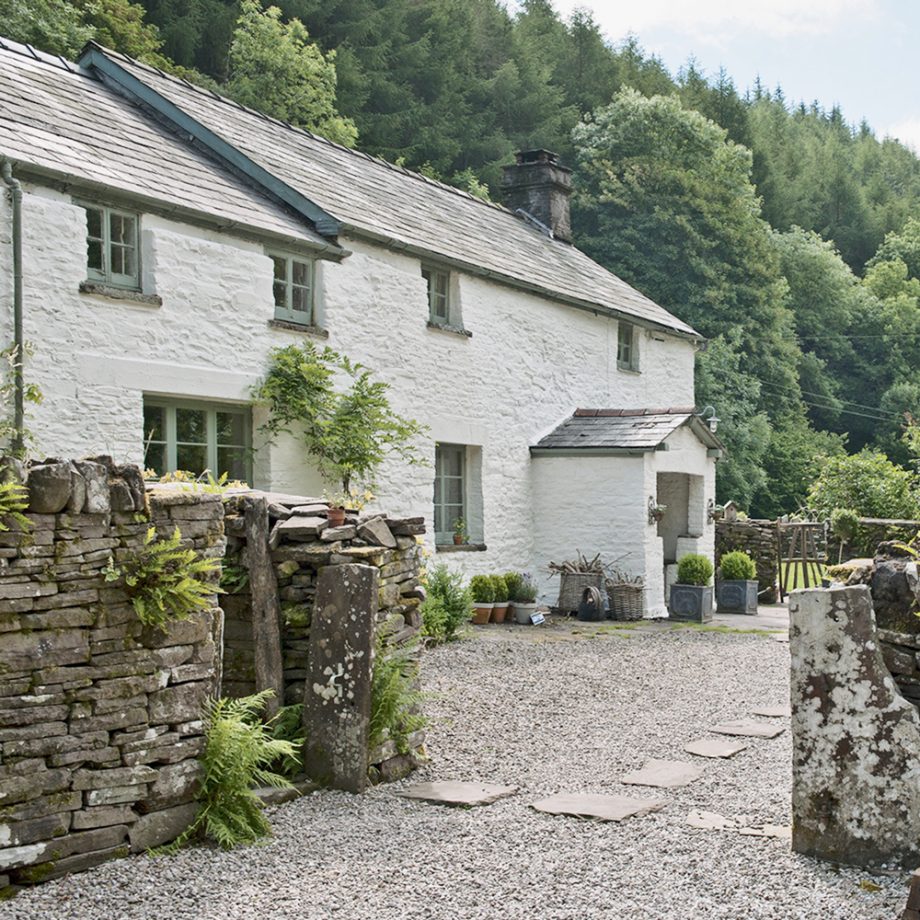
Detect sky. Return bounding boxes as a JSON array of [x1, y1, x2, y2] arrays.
[[549, 0, 920, 150]]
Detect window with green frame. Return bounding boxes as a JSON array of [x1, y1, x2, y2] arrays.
[[271, 252, 315, 325], [617, 320, 639, 371], [82, 203, 140, 289], [143, 399, 252, 482], [433, 443, 465, 543], [422, 266, 450, 323]]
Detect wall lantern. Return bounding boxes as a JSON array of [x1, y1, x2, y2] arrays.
[[700, 405, 720, 433]]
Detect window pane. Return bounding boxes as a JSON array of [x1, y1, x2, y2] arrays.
[[272, 280, 287, 308], [176, 408, 206, 444], [435, 272, 449, 298], [86, 207, 103, 240], [217, 446, 247, 481], [291, 259, 311, 287], [144, 442, 166, 476], [216, 411, 245, 445], [110, 212, 133, 245], [445, 478, 462, 505], [441, 446, 463, 477], [143, 405, 166, 442], [433, 503, 444, 535], [291, 285, 311, 315], [87, 239, 104, 273], [111, 244, 126, 276], [272, 256, 286, 281], [176, 443, 207, 475]]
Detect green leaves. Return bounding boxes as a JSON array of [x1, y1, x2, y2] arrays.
[[369, 625, 427, 754], [104, 526, 222, 631], [420, 564, 472, 644], [255, 342, 427, 494], [0, 481, 31, 534]]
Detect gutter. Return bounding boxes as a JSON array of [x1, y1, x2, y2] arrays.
[[1, 161, 24, 455]]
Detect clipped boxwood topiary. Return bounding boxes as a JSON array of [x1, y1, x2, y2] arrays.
[[720, 551, 756, 582], [676, 554, 713, 586], [469, 574, 494, 603]]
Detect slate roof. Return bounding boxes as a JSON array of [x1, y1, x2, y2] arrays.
[[79, 45, 699, 338], [532, 408, 723, 452], [0, 39, 338, 254]]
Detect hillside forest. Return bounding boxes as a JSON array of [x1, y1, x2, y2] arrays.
[[6, 0, 920, 519]]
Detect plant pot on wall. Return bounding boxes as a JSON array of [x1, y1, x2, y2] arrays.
[[327, 506, 346, 527], [716, 580, 758, 615], [669, 585, 714, 622]]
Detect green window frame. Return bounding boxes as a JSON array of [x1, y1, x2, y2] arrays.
[[271, 252, 315, 325], [617, 321, 639, 371], [82, 203, 140, 289], [422, 266, 450, 323], [143, 398, 252, 484], [434, 443, 465, 544]]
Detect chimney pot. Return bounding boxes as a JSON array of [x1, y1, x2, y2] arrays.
[[500, 148, 572, 242]]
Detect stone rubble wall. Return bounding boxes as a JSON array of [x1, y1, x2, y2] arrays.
[[714, 519, 778, 602], [219, 494, 427, 781], [0, 459, 224, 891], [828, 518, 920, 562]]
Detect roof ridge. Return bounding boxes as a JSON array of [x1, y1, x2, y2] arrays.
[[82, 41, 517, 218]]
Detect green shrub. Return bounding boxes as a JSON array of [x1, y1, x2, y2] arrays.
[[676, 554, 713, 586], [420, 564, 471, 644], [830, 507, 860, 543], [469, 574, 494, 603], [104, 527, 222, 631], [370, 625, 427, 753], [490, 574, 509, 603], [503, 571, 524, 601], [514, 574, 538, 603], [156, 690, 297, 853], [719, 551, 756, 581]]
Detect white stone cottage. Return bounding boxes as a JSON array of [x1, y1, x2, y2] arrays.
[[0, 39, 722, 614]]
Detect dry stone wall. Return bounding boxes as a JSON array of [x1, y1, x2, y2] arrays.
[[0, 459, 224, 891], [714, 519, 778, 602], [220, 495, 427, 782]]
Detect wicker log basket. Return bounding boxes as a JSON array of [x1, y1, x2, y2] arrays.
[[557, 572, 606, 614], [606, 580, 644, 621]]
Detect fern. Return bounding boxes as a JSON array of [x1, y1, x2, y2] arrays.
[[0, 481, 30, 533], [266, 703, 306, 779], [154, 690, 298, 854], [104, 526, 222, 631], [369, 624, 427, 754]]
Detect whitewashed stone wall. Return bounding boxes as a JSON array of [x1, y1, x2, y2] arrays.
[[0, 182, 703, 591]]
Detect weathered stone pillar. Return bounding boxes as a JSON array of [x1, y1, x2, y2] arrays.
[[303, 564, 378, 793], [790, 585, 920, 867]]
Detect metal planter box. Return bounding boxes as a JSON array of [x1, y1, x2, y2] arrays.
[[717, 579, 758, 615], [669, 585, 714, 623]]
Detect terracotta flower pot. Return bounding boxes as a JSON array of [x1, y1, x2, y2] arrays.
[[491, 603, 509, 624], [327, 506, 346, 527], [471, 603, 493, 625], [453, 534, 464, 545]]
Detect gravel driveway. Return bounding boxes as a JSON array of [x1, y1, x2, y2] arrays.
[[3, 619, 908, 919]]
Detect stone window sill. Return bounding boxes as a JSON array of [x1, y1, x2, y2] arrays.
[[268, 319, 329, 338], [79, 281, 162, 307], [436, 543, 487, 553], [427, 320, 472, 338], [617, 364, 641, 375]]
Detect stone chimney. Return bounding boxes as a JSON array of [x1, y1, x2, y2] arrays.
[[500, 149, 573, 243]]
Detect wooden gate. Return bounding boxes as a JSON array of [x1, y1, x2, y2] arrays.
[[776, 519, 828, 601]]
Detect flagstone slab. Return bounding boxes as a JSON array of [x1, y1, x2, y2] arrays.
[[771, 633, 790, 644], [687, 810, 737, 830], [686, 811, 792, 841], [738, 824, 792, 840], [531, 793, 668, 822], [398, 781, 517, 807], [684, 738, 748, 759], [620, 758, 705, 788], [710, 719, 786, 739], [751, 704, 791, 718]]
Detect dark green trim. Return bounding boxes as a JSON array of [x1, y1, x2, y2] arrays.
[[80, 46, 342, 238]]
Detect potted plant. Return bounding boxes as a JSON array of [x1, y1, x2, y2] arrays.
[[452, 517, 468, 545], [323, 485, 375, 527], [490, 574, 509, 623], [510, 573, 539, 624], [469, 574, 494, 625], [669, 553, 714, 622], [716, 550, 758, 615]]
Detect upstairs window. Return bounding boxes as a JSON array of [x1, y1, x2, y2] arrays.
[[422, 266, 450, 324], [272, 253, 315, 325], [84, 204, 139, 289], [617, 321, 639, 372], [143, 398, 251, 483]]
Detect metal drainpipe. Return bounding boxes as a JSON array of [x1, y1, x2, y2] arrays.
[[1, 160, 24, 455]]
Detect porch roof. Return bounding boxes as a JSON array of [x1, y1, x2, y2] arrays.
[[531, 408, 724, 453]]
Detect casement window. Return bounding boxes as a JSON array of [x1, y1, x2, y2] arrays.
[[433, 443, 465, 544], [617, 320, 639, 372], [143, 398, 251, 483], [83, 204, 140, 289], [422, 266, 450, 324], [271, 253, 315, 325]]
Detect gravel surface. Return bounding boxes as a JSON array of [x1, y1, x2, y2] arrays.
[[3, 619, 908, 919]]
